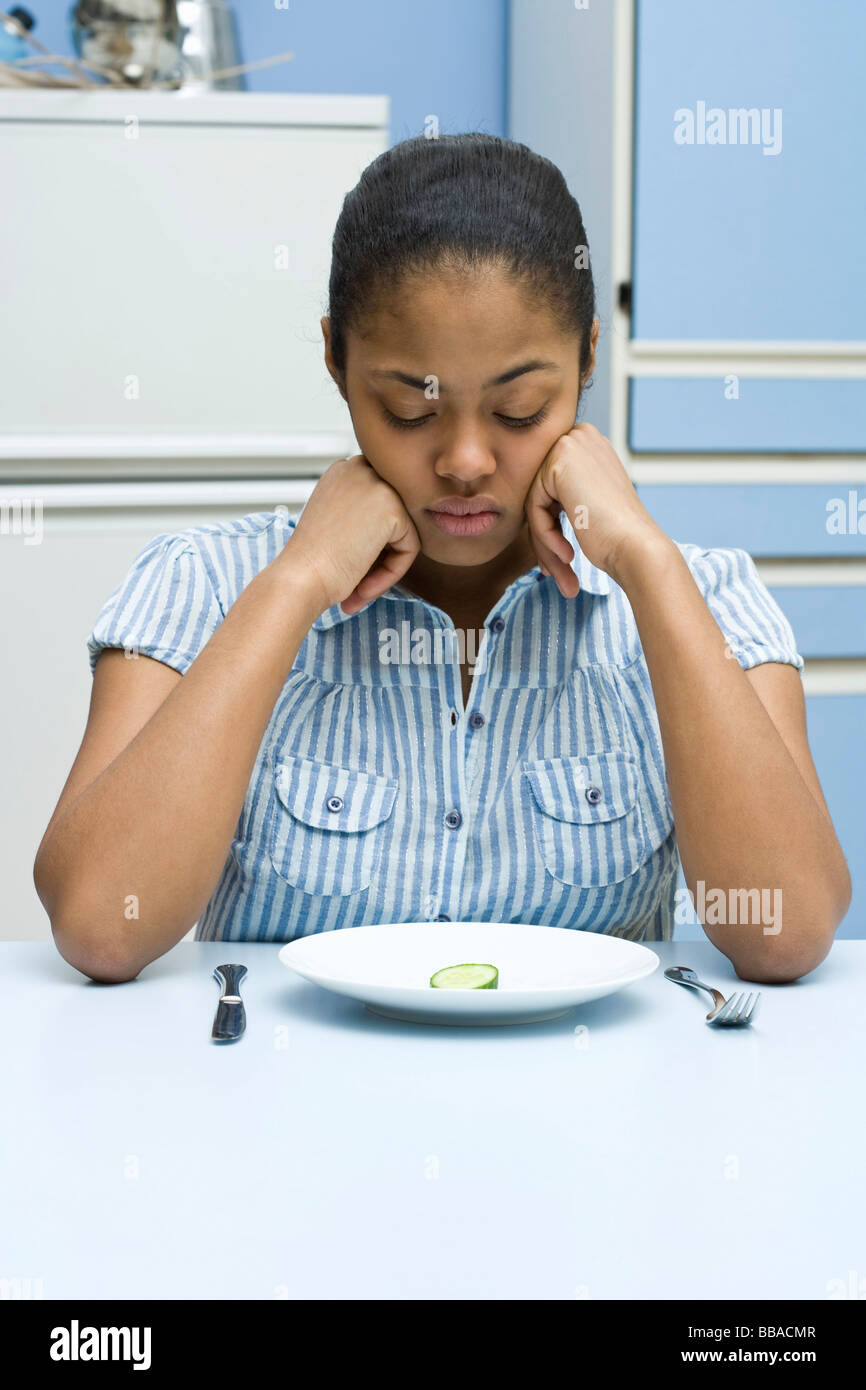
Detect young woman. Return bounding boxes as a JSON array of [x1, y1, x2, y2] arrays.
[[34, 133, 850, 984]]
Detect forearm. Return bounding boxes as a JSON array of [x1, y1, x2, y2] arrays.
[[37, 555, 322, 981], [612, 537, 848, 980]]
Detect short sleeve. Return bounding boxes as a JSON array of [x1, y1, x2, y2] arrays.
[[674, 541, 805, 673], [86, 532, 225, 678]]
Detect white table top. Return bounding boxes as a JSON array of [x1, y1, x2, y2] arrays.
[[4, 937, 864, 1300]]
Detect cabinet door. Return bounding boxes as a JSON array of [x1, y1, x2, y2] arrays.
[[4, 490, 312, 943], [0, 96, 386, 453], [629, 0, 866, 453]]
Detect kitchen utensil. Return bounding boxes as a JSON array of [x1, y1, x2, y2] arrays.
[[664, 965, 760, 1026], [211, 962, 247, 1042], [176, 0, 245, 90]]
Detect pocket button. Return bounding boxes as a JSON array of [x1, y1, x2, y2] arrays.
[[270, 756, 398, 895], [523, 750, 649, 888]]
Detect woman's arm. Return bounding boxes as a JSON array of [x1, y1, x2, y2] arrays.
[[526, 422, 850, 983], [610, 534, 850, 982], [35, 456, 419, 984], [34, 557, 325, 984]]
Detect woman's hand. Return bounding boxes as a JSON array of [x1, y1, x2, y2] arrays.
[[524, 422, 670, 596], [279, 454, 421, 616]]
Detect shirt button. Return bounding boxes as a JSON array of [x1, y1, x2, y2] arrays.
[[444, 809, 462, 830], [469, 710, 485, 729], [490, 617, 505, 633], [585, 785, 602, 805], [435, 913, 451, 922], [326, 795, 344, 813]]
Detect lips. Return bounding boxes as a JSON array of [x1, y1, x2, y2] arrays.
[[425, 498, 502, 537], [427, 497, 502, 516]]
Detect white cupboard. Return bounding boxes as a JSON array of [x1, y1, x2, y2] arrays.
[[0, 90, 388, 940]]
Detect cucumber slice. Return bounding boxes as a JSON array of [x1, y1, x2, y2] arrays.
[[429, 963, 498, 990]]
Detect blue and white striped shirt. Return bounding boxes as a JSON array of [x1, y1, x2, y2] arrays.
[[86, 508, 804, 943]]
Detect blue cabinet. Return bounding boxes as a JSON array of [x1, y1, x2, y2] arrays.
[[636, 484, 866, 557], [632, 0, 866, 340]]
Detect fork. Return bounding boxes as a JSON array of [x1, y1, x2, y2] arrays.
[[664, 965, 760, 1026]]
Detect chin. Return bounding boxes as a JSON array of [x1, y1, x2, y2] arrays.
[[421, 535, 513, 566]]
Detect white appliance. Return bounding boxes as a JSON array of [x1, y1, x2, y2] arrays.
[[0, 89, 389, 940]]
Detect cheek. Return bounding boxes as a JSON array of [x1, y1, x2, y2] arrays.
[[506, 428, 556, 480], [356, 425, 425, 497], [348, 406, 398, 476]]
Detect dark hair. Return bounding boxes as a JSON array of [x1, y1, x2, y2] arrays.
[[327, 132, 597, 397]]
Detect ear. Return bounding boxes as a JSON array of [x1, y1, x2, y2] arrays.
[[581, 315, 600, 388], [321, 316, 348, 402]]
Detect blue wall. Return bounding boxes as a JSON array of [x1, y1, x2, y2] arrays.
[[20, 0, 508, 143]]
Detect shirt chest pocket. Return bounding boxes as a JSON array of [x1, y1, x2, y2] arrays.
[[522, 750, 651, 888], [269, 755, 398, 896]]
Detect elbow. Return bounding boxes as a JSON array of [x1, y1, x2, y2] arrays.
[[834, 855, 853, 925], [54, 932, 142, 984], [709, 855, 851, 986], [35, 850, 143, 984], [33, 842, 58, 921], [731, 899, 844, 985], [49, 913, 143, 985], [733, 942, 832, 985]]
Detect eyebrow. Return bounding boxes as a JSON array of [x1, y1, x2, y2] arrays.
[[369, 359, 562, 391]]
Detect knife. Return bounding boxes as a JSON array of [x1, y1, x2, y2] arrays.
[[211, 964, 247, 1042]]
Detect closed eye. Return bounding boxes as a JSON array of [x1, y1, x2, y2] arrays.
[[381, 405, 550, 430], [381, 408, 433, 429], [499, 406, 549, 429]]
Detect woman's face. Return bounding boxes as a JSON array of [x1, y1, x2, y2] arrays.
[[322, 264, 598, 568]]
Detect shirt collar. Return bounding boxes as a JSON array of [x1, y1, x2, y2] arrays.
[[310, 506, 610, 631]]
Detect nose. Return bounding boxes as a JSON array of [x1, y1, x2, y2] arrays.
[[433, 420, 497, 484]]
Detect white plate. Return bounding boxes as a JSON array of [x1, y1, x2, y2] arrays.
[[278, 922, 659, 1026]]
